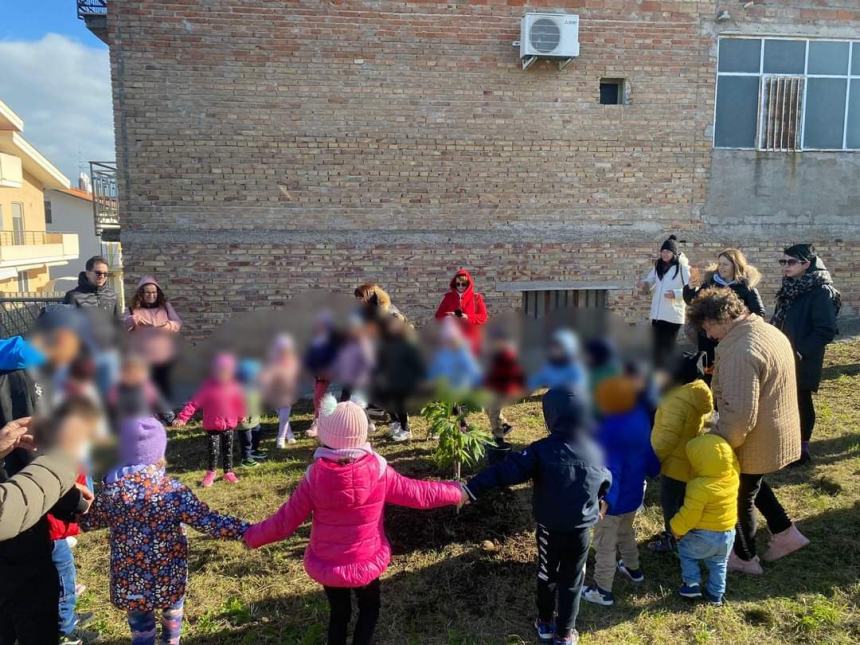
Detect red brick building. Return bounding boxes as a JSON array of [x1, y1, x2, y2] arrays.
[[82, 1, 859, 338]]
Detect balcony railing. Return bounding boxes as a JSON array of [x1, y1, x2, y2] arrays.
[[0, 231, 80, 269], [0, 294, 65, 339], [0, 230, 65, 246], [76, 0, 107, 19], [90, 160, 120, 240]]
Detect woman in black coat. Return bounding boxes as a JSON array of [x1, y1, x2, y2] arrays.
[[771, 244, 841, 466], [683, 248, 766, 379]]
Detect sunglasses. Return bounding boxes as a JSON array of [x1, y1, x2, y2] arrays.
[[92, 271, 109, 277], [778, 259, 803, 266], [455, 281, 469, 287]]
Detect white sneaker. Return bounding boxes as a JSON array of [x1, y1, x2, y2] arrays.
[[387, 421, 402, 438], [287, 436, 297, 445], [276, 438, 286, 449], [369, 422, 377, 434], [65, 536, 78, 549], [392, 429, 412, 442]]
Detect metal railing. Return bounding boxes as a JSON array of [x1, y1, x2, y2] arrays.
[[0, 293, 65, 338], [90, 161, 120, 237], [0, 230, 64, 246], [76, 0, 108, 19]]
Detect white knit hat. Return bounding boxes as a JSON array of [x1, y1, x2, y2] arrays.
[[317, 394, 368, 450]]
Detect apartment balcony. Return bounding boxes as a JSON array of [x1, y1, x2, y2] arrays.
[[77, 1, 109, 44], [0, 230, 80, 270]]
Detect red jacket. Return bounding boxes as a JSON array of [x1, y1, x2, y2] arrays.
[[484, 347, 526, 396], [47, 472, 87, 541], [434, 268, 488, 354]]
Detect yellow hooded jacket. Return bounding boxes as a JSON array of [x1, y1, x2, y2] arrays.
[[651, 379, 714, 483], [669, 434, 740, 537]]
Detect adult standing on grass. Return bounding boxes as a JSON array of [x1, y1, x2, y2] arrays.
[[124, 276, 183, 402], [434, 268, 488, 355], [683, 249, 766, 380], [771, 244, 840, 467], [636, 235, 690, 369], [687, 288, 809, 576]]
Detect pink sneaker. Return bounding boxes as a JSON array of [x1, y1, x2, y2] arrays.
[[200, 470, 217, 488], [762, 524, 810, 562], [728, 551, 764, 575], [223, 471, 239, 484]]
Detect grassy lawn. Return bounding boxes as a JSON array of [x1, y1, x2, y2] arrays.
[[77, 340, 860, 644]]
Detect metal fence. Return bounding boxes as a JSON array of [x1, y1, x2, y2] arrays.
[[0, 293, 65, 338], [0, 230, 64, 246], [76, 0, 108, 19]]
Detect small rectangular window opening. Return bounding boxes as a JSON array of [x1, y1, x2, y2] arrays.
[[600, 78, 626, 105]]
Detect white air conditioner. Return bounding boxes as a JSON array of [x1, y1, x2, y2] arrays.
[[519, 13, 580, 70]]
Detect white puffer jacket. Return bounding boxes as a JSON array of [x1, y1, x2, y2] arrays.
[[642, 253, 691, 324]]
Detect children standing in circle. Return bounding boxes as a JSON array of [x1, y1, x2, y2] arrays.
[[260, 335, 300, 448], [173, 353, 246, 487], [244, 395, 464, 645]]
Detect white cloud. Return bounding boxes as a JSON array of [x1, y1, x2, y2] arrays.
[[0, 33, 114, 184]]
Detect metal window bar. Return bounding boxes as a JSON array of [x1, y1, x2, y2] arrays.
[[0, 294, 65, 339], [758, 76, 804, 151]]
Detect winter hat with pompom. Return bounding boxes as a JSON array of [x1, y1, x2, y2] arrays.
[[317, 393, 369, 450], [661, 234, 679, 255]]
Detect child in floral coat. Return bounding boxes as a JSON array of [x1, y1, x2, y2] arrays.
[[80, 416, 248, 645]]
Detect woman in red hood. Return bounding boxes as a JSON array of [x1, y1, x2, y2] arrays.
[[434, 268, 488, 354], [124, 276, 183, 401]]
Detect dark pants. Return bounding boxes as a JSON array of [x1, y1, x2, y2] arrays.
[[536, 524, 590, 637], [339, 388, 352, 403], [206, 431, 234, 472], [151, 361, 174, 403], [323, 579, 381, 645], [651, 320, 681, 368], [0, 566, 59, 645], [388, 396, 409, 432], [660, 475, 687, 534], [237, 426, 257, 460], [734, 474, 792, 560], [798, 388, 816, 443]]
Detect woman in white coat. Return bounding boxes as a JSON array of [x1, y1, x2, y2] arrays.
[[637, 235, 690, 367]]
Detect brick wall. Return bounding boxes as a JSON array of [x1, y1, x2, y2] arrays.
[[105, 1, 858, 339]]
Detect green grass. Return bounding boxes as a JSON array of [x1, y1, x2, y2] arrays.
[[77, 340, 860, 644]]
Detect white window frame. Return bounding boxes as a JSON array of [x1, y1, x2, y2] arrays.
[[714, 36, 860, 152]]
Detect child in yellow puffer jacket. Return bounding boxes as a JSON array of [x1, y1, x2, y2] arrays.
[[670, 433, 739, 605], [649, 352, 714, 554]]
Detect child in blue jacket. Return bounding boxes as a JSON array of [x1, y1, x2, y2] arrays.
[[464, 387, 611, 645], [528, 329, 588, 397], [582, 375, 660, 607], [428, 317, 482, 390]]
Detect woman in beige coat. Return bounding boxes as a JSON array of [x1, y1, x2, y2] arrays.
[[686, 288, 809, 575]]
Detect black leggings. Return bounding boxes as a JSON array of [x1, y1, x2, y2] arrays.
[[798, 388, 816, 443], [659, 475, 687, 534], [388, 397, 409, 432], [651, 320, 681, 368], [206, 431, 234, 472], [536, 525, 590, 637], [150, 361, 174, 403], [323, 579, 381, 645], [734, 474, 792, 560]]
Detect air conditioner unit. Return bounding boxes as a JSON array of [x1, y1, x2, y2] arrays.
[[520, 13, 580, 70]]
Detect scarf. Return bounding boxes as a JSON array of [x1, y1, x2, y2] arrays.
[[314, 442, 378, 463], [712, 273, 736, 287], [772, 268, 842, 328]]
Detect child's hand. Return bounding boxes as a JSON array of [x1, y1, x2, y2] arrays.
[[172, 419, 186, 428], [240, 417, 248, 425], [598, 500, 608, 520], [673, 532, 683, 542], [458, 486, 470, 510], [75, 482, 94, 514]]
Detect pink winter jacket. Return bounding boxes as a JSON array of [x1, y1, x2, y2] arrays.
[[244, 453, 461, 588], [176, 378, 245, 432]]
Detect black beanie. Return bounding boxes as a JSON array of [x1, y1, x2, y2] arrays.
[[672, 351, 706, 385], [661, 234, 679, 255], [784, 243, 816, 263]]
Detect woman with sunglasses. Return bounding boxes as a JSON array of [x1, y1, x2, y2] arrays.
[[434, 268, 488, 355], [124, 276, 183, 401], [771, 244, 841, 466]]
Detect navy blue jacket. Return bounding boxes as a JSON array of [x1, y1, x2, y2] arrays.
[[465, 388, 611, 532], [598, 404, 660, 515]]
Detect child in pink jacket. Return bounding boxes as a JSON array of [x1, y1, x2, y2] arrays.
[[244, 394, 465, 645], [174, 353, 246, 487]]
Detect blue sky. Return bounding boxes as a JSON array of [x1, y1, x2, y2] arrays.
[[0, 0, 114, 183]]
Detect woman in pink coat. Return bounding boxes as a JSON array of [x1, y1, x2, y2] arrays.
[[244, 395, 464, 645], [124, 276, 183, 401]]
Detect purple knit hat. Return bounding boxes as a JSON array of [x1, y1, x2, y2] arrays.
[[118, 416, 167, 466]]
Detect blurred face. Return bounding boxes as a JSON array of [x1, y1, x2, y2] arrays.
[[454, 276, 469, 294], [717, 255, 735, 281], [780, 254, 809, 279], [32, 329, 81, 367], [86, 262, 109, 288], [120, 360, 148, 386], [141, 284, 159, 305], [701, 319, 732, 342], [215, 365, 234, 382], [548, 341, 566, 362], [660, 249, 675, 263]]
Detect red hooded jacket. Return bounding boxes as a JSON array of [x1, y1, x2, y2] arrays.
[[434, 268, 488, 354], [47, 471, 87, 541]]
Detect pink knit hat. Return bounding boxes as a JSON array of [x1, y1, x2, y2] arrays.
[[317, 394, 368, 450]]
